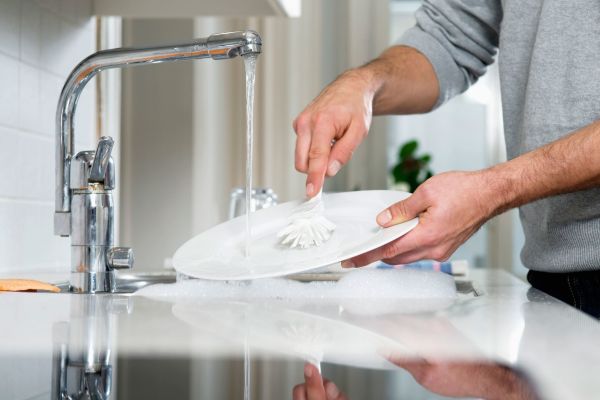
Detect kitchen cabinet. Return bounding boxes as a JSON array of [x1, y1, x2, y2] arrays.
[[93, 0, 301, 17]]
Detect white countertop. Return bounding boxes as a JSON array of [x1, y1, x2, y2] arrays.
[[1, 269, 599, 400]]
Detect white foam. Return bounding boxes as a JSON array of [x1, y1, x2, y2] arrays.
[[337, 269, 457, 299], [136, 269, 456, 301]]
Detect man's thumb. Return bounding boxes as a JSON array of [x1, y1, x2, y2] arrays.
[[376, 194, 423, 227]]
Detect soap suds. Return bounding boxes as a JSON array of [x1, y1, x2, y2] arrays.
[[137, 269, 456, 301]]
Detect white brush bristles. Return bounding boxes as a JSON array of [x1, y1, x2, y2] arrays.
[[277, 191, 336, 249]]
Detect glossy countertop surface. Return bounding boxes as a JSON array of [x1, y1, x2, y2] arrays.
[[1, 268, 599, 400]]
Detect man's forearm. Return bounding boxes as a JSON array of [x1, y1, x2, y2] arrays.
[[352, 46, 440, 115], [485, 120, 600, 215]]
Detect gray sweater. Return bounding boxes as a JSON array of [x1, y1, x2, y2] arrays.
[[400, 0, 600, 272]]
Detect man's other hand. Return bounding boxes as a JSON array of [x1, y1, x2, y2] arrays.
[[343, 171, 497, 267]]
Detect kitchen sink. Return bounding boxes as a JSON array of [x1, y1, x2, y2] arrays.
[[455, 278, 482, 297], [55, 271, 480, 297], [55, 271, 177, 294]]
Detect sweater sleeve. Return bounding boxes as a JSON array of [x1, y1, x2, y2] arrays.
[[399, 0, 502, 108]]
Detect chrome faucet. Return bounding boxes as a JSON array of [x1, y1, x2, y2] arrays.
[[54, 30, 262, 293], [52, 296, 132, 399]]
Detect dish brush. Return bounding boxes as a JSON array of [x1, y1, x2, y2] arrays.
[[277, 189, 336, 249]]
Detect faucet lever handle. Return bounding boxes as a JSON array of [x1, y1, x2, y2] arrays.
[[107, 247, 134, 270], [89, 136, 114, 184]]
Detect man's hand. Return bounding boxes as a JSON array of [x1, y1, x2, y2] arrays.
[[293, 46, 439, 198], [292, 363, 348, 400], [389, 357, 538, 400], [291, 358, 536, 400], [341, 116, 600, 267], [294, 70, 375, 198], [342, 171, 497, 267]]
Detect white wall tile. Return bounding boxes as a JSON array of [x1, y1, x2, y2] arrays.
[[59, 17, 95, 77], [0, 0, 20, 58], [40, 7, 63, 76], [0, 128, 21, 197], [0, 0, 94, 273], [19, 0, 42, 66], [18, 61, 43, 133], [35, 0, 61, 14], [74, 75, 96, 150], [26, 393, 52, 400], [59, 0, 93, 24], [40, 70, 63, 135], [15, 132, 53, 200], [0, 356, 51, 400], [0, 52, 19, 127], [0, 200, 70, 271]]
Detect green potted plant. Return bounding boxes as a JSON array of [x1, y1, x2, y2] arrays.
[[389, 139, 434, 193]]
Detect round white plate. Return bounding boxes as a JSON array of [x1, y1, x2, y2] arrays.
[[173, 190, 418, 280]]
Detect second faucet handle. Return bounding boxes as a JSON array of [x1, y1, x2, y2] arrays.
[[89, 136, 114, 184], [107, 247, 134, 270]]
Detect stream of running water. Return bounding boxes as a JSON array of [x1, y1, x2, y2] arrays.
[[243, 53, 257, 259]]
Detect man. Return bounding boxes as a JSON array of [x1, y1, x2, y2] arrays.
[[292, 0, 600, 396], [294, 0, 600, 317], [294, 361, 536, 400]]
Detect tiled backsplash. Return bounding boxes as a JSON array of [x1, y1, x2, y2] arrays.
[[0, 0, 96, 273]]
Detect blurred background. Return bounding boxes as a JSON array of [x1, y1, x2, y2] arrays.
[[0, 0, 526, 280], [115, 0, 526, 277]]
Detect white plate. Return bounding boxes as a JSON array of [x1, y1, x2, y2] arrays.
[[172, 300, 406, 370], [173, 190, 418, 280]]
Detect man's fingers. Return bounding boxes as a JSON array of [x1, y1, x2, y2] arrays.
[[380, 228, 436, 264], [377, 192, 427, 227], [342, 246, 384, 268], [306, 116, 337, 197], [304, 363, 327, 399], [381, 249, 428, 266], [388, 356, 431, 382], [294, 115, 311, 173], [326, 123, 363, 177], [342, 245, 422, 268], [293, 384, 307, 400], [342, 226, 429, 268], [323, 380, 346, 400], [294, 366, 346, 400]]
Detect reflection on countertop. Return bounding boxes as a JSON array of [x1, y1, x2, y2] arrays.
[[0, 269, 598, 400]]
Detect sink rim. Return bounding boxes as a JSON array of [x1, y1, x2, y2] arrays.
[[55, 271, 177, 294]]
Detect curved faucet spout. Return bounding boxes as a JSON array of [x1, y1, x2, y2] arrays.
[[54, 30, 262, 236]]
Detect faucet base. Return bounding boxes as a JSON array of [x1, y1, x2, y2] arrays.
[[69, 271, 117, 294], [54, 211, 71, 236]]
